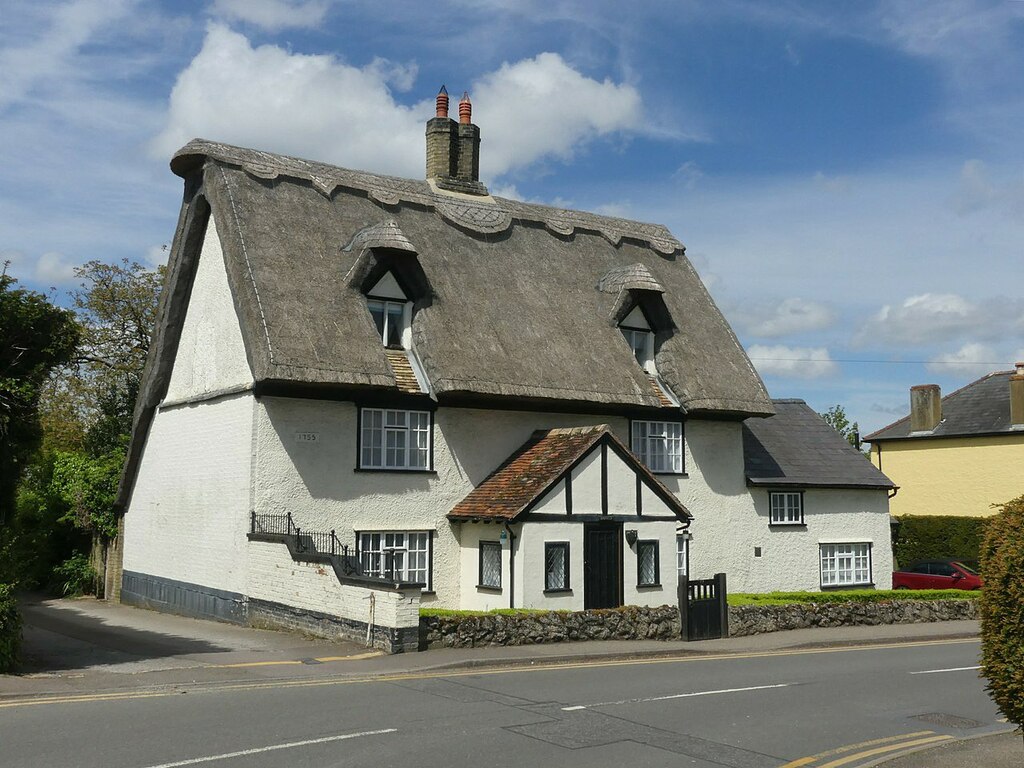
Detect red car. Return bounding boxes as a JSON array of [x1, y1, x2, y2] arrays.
[[892, 560, 982, 590]]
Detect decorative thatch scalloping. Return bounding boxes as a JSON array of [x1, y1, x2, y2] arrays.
[[342, 219, 417, 254], [597, 263, 666, 294], [167, 139, 773, 416]]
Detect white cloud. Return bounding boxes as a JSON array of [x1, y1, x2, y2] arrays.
[[733, 297, 835, 338], [152, 30, 646, 182], [747, 344, 838, 379], [856, 293, 979, 346], [210, 0, 330, 31], [2, 249, 79, 287], [926, 343, 1006, 376]]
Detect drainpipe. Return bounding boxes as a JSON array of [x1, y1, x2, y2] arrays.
[[503, 522, 516, 610]]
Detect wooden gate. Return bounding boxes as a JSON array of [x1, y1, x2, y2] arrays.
[[678, 573, 728, 641]]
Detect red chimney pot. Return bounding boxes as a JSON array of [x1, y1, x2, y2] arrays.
[[436, 85, 449, 118], [459, 91, 472, 124]]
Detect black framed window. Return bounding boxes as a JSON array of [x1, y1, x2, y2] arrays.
[[544, 542, 570, 592], [769, 491, 804, 525], [478, 541, 502, 589], [637, 540, 660, 586]]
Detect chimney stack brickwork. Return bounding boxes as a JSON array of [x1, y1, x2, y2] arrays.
[[1011, 363, 1024, 428], [910, 384, 942, 433], [425, 86, 487, 196]]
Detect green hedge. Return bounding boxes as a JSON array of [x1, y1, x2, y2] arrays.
[[729, 589, 978, 606], [0, 583, 22, 673], [980, 495, 1024, 727], [892, 514, 988, 567]]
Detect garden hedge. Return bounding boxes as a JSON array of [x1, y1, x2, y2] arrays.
[[0, 583, 21, 673], [892, 514, 988, 567], [980, 495, 1024, 728]]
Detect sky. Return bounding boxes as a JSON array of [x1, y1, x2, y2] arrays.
[[2, 0, 1022, 434]]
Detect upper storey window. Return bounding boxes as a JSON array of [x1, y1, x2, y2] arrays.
[[619, 305, 655, 373], [366, 271, 410, 349]]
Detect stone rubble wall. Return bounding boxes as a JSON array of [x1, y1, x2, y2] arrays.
[[728, 598, 978, 637], [420, 599, 978, 648]]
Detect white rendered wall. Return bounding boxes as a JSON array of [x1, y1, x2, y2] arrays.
[[164, 218, 252, 403], [458, 523, 516, 612], [246, 540, 420, 636], [122, 393, 255, 595], [252, 400, 631, 608]]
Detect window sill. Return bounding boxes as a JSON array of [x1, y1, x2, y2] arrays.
[[651, 471, 688, 478], [543, 588, 572, 595], [355, 467, 437, 475], [637, 583, 662, 589], [420, 590, 436, 596], [476, 584, 502, 592], [821, 583, 875, 591], [769, 522, 806, 529]]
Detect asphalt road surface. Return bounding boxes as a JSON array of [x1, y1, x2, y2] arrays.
[[0, 638, 1001, 768]]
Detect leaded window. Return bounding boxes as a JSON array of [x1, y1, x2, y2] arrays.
[[545, 542, 570, 591], [479, 541, 502, 589], [637, 540, 660, 586]]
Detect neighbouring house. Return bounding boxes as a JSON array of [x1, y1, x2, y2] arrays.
[[865, 366, 1024, 517], [114, 88, 894, 650]]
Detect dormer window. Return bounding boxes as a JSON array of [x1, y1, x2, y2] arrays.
[[619, 305, 655, 373], [366, 271, 411, 349]]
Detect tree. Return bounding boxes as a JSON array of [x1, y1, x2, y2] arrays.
[[819, 404, 861, 449], [0, 272, 80, 521], [979, 495, 1024, 741]]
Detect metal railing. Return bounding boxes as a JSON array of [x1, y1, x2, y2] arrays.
[[250, 512, 363, 578]]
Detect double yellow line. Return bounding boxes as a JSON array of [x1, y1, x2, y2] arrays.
[[783, 730, 953, 767]]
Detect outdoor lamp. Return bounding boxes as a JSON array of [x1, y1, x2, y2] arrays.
[[625, 529, 638, 546]]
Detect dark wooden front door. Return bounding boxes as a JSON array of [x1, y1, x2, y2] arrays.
[[584, 522, 623, 609]]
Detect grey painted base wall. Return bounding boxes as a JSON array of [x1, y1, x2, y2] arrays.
[[120, 571, 417, 653]]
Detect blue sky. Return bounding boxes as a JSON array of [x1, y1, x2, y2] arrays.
[[2, 0, 1022, 433]]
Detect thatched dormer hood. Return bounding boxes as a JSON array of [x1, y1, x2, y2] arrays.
[[159, 139, 773, 418]]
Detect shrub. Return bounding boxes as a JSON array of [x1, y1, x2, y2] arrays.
[[729, 589, 977, 606], [980, 495, 1024, 728], [53, 552, 96, 596], [892, 515, 988, 567], [0, 583, 22, 673]]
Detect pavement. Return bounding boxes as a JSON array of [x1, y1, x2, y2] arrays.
[[2, 595, 1017, 767]]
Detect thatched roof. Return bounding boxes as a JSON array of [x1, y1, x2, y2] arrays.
[[743, 400, 894, 489], [169, 139, 772, 415], [448, 425, 691, 522]]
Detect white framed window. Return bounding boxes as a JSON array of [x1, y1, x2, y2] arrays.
[[770, 491, 804, 525], [360, 408, 431, 470], [676, 534, 689, 579], [544, 542, 570, 592], [367, 298, 407, 348], [631, 420, 684, 474], [637, 540, 660, 586], [479, 541, 502, 589], [619, 305, 655, 372], [820, 543, 872, 587], [358, 531, 431, 589]]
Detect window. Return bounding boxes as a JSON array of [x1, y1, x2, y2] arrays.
[[637, 540, 660, 586], [367, 299, 406, 348], [820, 543, 872, 587], [770, 491, 804, 525], [631, 420, 683, 473], [676, 535, 688, 579], [619, 305, 654, 372], [358, 531, 431, 589], [360, 408, 431, 470], [544, 542, 570, 592], [479, 541, 502, 589]]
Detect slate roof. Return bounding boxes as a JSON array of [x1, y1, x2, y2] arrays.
[[743, 400, 894, 489], [865, 371, 1021, 441], [448, 425, 691, 522]]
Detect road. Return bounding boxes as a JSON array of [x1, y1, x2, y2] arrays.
[[0, 638, 1001, 768]]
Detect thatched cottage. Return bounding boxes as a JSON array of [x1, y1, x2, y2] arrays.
[[114, 89, 894, 647]]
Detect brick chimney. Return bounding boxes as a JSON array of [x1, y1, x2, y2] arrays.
[[1011, 362, 1024, 428], [910, 384, 942, 433], [425, 85, 487, 195]]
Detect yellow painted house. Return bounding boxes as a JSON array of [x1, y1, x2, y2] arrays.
[[864, 365, 1024, 517]]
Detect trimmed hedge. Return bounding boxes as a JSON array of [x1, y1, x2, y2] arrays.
[[0, 583, 21, 673], [729, 589, 978, 606], [892, 514, 988, 567], [980, 495, 1024, 728]]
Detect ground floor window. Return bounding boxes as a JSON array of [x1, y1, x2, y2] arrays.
[[544, 542, 570, 592], [676, 534, 688, 579], [820, 543, 872, 587], [479, 541, 502, 589], [637, 540, 660, 586], [358, 531, 431, 589]]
